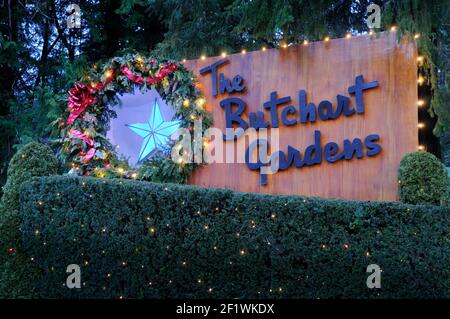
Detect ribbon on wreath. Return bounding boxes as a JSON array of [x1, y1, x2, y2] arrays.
[[69, 129, 96, 163], [67, 83, 96, 125]]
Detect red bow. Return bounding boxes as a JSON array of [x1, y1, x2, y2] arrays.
[[67, 83, 95, 125]]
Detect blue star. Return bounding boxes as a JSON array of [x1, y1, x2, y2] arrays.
[[126, 99, 180, 162]]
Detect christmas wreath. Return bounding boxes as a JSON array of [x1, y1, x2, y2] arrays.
[[56, 53, 212, 183]]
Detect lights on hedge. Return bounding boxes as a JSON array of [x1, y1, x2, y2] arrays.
[[390, 25, 397, 32], [417, 99, 425, 107], [201, 55, 206, 60], [271, 213, 277, 219], [181, 261, 187, 267], [417, 56, 424, 63], [239, 249, 246, 256], [261, 46, 267, 52], [324, 36, 330, 42], [182, 59, 187, 63], [213, 245, 218, 251], [203, 224, 209, 230], [131, 173, 138, 179], [368, 30, 374, 36], [365, 251, 371, 257], [281, 43, 288, 48], [303, 40, 308, 45], [183, 99, 190, 107], [320, 244, 326, 249], [345, 33, 352, 39], [221, 52, 227, 58], [417, 122, 425, 129], [149, 227, 156, 234], [414, 33, 420, 40], [343, 243, 349, 249], [418, 145, 425, 151], [241, 49, 246, 54]]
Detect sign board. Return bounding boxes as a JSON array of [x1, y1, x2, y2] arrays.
[[184, 32, 418, 201]]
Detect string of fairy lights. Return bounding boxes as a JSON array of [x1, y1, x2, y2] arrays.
[[181, 27, 427, 151]]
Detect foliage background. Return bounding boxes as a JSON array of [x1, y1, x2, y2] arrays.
[[1, 0, 449, 191]]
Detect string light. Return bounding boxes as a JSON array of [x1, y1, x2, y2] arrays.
[[183, 99, 190, 107], [240, 249, 246, 256], [324, 36, 330, 42], [281, 43, 288, 48], [182, 59, 187, 63], [417, 123, 425, 129], [303, 40, 308, 45], [345, 33, 352, 38], [241, 49, 246, 54], [261, 46, 266, 51], [417, 75, 425, 85], [131, 173, 137, 179], [417, 56, 424, 63], [196, 97, 206, 108], [104, 69, 113, 79], [200, 55, 206, 60], [368, 30, 374, 36], [390, 25, 397, 31], [417, 99, 425, 107], [221, 52, 227, 58], [418, 145, 425, 151], [414, 33, 420, 39]]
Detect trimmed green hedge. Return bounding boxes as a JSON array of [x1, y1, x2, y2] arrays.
[[0, 142, 58, 298], [398, 151, 448, 205], [20, 176, 450, 298]]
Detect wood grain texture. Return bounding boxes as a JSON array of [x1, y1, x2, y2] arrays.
[[184, 32, 418, 201]]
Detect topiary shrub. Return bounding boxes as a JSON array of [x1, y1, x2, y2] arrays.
[[398, 151, 448, 205], [0, 142, 58, 298]]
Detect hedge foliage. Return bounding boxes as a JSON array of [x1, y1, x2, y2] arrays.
[[0, 142, 58, 298], [398, 151, 448, 205], [19, 176, 450, 298]]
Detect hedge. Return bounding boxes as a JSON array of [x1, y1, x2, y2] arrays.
[[20, 176, 450, 298]]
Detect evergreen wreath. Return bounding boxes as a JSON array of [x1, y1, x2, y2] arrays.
[[56, 53, 212, 183]]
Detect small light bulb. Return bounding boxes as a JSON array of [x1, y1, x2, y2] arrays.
[[346, 33, 351, 38], [418, 123, 425, 129], [200, 55, 206, 60], [417, 99, 425, 107], [261, 46, 266, 51], [369, 30, 374, 36], [324, 36, 330, 42], [414, 33, 420, 39], [418, 145, 425, 151], [221, 52, 227, 57], [390, 25, 397, 31], [241, 49, 246, 54], [303, 40, 308, 45], [183, 99, 190, 107], [417, 76, 425, 85]]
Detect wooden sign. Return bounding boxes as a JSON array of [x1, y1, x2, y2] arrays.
[[184, 32, 418, 201]]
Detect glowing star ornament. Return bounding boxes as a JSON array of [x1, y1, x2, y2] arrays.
[[126, 99, 180, 162]]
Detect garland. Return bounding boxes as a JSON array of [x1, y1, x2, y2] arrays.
[[57, 54, 212, 182]]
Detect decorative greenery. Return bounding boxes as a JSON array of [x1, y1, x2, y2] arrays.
[[0, 142, 58, 298], [20, 176, 450, 298], [56, 53, 212, 183], [398, 151, 448, 205]]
